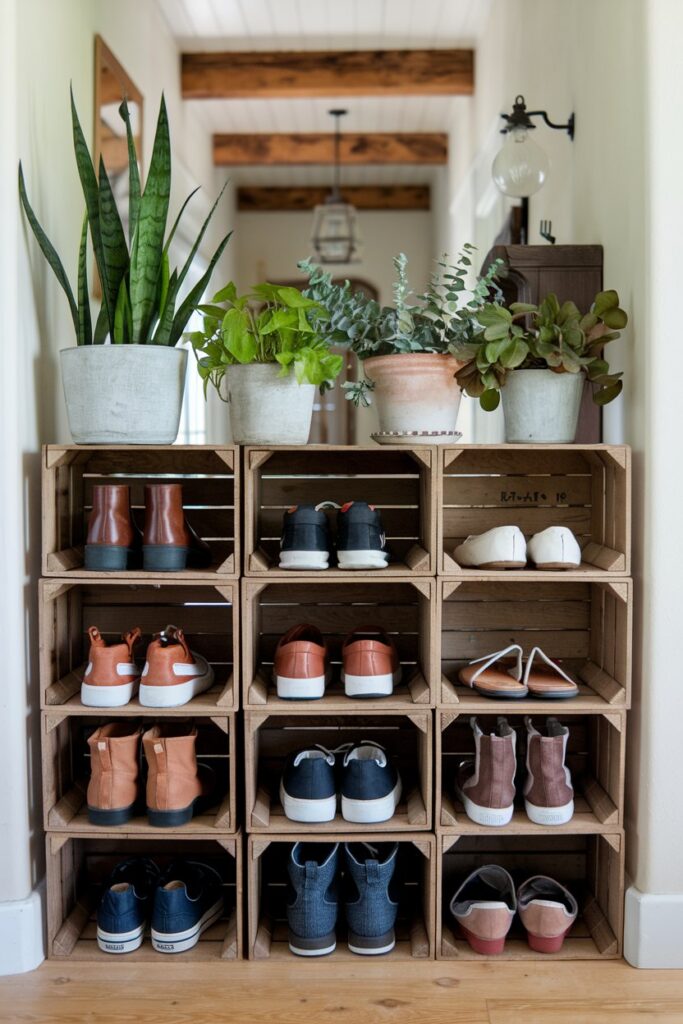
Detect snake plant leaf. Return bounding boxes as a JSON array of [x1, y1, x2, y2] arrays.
[[98, 157, 129, 331], [70, 86, 114, 337], [163, 186, 200, 258], [174, 180, 229, 297], [77, 211, 92, 345], [114, 279, 134, 344], [129, 94, 171, 343], [93, 305, 109, 344], [18, 163, 79, 337], [166, 232, 233, 347], [118, 99, 141, 244]]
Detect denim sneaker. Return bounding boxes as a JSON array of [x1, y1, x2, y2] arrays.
[[96, 857, 160, 954], [344, 842, 399, 955], [336, 502, 389, 570], [151, 861, 224, 953], [280, 746, 337, 822], [341, 742, 402, 823], [279, 503, 333, 570], [287, 842, 339, 957]]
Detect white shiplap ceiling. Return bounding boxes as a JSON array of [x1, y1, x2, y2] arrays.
[[158, 0, 491, 184]]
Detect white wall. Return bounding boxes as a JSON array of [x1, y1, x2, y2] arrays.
[[234, 207, 434, 440], [1, 0, 237, 973]]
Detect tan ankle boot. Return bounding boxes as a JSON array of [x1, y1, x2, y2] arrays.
[[87, 723, 142, 825], [143, 725, 212, 827]]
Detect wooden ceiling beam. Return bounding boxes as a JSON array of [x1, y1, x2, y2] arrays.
[[182, 49, 474, 99], [214, 133, 447, 166], [237, 185, 431, 212]]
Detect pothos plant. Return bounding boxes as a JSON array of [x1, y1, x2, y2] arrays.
[[299, 244, 503, 406], [188, 281, 343, 398], [453, 290, 628, 410]]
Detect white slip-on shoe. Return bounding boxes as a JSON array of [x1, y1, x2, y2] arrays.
[[454, 525, 527, 569], [527, 527, 581, 570]]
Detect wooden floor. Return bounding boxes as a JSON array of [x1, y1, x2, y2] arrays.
[[2, 959, 683, 1023]]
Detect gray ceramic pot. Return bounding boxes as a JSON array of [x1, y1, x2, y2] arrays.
[[502, 369, 584, 443]]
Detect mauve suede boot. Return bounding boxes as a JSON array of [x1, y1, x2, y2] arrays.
[[523, 717, 574, 825], [456, 717, 516, 827], [143, 484, 212, 572], [85, 484, 141, 571]]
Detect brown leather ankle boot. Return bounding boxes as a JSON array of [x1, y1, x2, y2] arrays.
[[85, 485, 141, 571], [87, 723, 142, 825], [143, 724, 213, 827], [523, 717, 574, 826], [142, 484, 211, 572], [455, 716, 516, 827]]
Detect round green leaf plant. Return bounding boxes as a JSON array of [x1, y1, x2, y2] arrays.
[[189, 281, 343, 399], [453, 289, 628, 410]]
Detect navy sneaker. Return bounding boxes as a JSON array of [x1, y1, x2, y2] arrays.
[[344, 842, 399, 955], [280, 746, 337, 823], [336, 502, 389, 570], [151, 861, 224, 954], [96, 857, 160, 954], [287, 842, 339, 957], [279, 503, 334, 570], [341, 741, 402, 823]]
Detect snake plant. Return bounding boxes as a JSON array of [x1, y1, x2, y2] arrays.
[[18, 91, 231, 345]]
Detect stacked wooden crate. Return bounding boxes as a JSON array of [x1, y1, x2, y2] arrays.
[[435, 444, 630, 960], [40, 445, 243, 961]]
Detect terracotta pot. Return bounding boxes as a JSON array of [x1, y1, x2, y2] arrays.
[[363, 352, 464, 435]]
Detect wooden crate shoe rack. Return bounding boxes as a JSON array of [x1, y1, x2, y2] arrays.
[[41, 445, 242, 962]]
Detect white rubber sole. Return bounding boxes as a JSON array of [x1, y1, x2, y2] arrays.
[[81, 680, 138, 708], [139, 667, 214, 708], [276, 674, 326, 700], [457, 786, 514, 827], [337, 550, 389, 570], [279, 550, 329, 570], [280, 781, 337, 822], [342, 667, 402, 698], [288, 940, 337, 957], [525, 798, 575, 825], [97, 923, 145, 954], [151, 898, 224, 953], [341, 778, 402, 823], [348, 938, 396, 956]]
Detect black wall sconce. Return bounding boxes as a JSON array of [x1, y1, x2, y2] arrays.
[[492, 94, 575, 242]]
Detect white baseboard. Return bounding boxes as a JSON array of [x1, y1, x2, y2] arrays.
[[0, 881, 45, 975], [624, 884, 683, 968]]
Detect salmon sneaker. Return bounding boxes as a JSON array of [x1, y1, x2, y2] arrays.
[[341, 627, 401, 698], [274, 624, 328, 700], [81, 626, 142, 708], [139, 625, 214, 708]]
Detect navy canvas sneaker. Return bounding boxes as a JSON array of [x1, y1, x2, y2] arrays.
[[151, 861, 224, 954], [96, 857, 160, 954], [279, 503, 334, 570], [344, 842, 399, 955], [287, 842, 339, 957], [341, 742, 402, 823], [280, 746, 337, 822], [336, 502, 389, 570]]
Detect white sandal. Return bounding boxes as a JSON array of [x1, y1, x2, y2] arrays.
[[523, 647, 578, 699], [458, 644, 528, 699]]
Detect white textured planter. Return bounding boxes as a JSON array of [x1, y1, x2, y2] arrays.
[[363, 353, 463, 434], [226, 363, 315, 444], [60, 345, 187, 444], [502, 368, 584, 443]]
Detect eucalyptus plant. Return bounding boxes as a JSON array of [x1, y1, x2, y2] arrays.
[[454, 290, 628, 410], [18, 91, 231, 345], [189, 281, 343, 398], [299, 245, 503, 406]]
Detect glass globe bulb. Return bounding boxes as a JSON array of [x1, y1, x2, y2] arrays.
[[491, 127, 550, 198]]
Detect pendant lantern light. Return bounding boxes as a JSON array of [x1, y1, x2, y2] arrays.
[[310, 109, 362, 264]]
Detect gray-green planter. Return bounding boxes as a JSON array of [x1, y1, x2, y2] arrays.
[[226, 363, 315, 444], [60, 344, 187, 444], [502, 368, 584, 443]]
